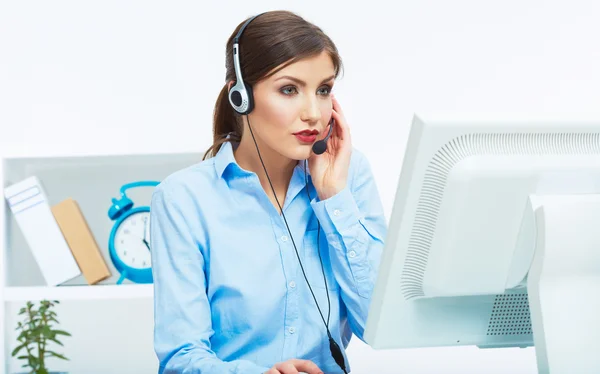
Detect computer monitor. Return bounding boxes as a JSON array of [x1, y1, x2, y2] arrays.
[[364, 114, 600, 374]]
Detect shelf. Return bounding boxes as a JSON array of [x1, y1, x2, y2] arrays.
[[0, 145, 204, 160], [3, 283, 153, 301], [1, 150, 201, 290]]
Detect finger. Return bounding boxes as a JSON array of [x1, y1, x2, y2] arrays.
[[289, 359, 324, 374], [274, 362, 298, 374], [331, 109, 348, 142], [331, 95, 345, 117], [265, 369, 280, 374]]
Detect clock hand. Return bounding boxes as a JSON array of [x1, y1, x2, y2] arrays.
[[143, 217, 150, 250], [129, 232, 150, 250]]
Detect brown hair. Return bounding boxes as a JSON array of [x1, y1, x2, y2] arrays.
[[202, 10, 343, 160]]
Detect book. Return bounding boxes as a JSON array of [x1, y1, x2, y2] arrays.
[[4, 176, 81, 286]]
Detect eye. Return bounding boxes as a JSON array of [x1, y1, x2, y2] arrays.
[[317, 85, 332, 96], [280, 86, 298, 95]]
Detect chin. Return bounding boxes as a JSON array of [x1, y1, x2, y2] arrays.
[[281, 145, 313, 161]]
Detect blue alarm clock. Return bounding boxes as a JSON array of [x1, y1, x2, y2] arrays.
[[107, 180, 160, 285]]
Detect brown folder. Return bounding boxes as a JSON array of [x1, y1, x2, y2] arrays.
[[51, 198, 111, 285]]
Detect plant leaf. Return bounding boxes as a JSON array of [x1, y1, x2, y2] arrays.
[[47, 337, 63, 346], [46, 351, 69, 360], [41, 325, 52, 337], [52, 330, 71, 337], [28, 355, 39, 366], [11, 342, 28, 356]]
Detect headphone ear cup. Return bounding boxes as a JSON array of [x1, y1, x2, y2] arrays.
[[229, 87, 243, 109], [244, 83, 254, 114], [228, 83, 254, 115]]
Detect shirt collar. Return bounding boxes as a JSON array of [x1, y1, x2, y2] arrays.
[[213, 137, 313, 182], [214, 140, 243, 179]]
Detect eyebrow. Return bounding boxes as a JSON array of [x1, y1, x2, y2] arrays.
[[274, 74, 335, 86]]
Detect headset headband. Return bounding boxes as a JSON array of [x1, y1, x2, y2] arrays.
[[234, 13, 264, 44], [229, 12, 266, 115], [232, 13, 265, 83]]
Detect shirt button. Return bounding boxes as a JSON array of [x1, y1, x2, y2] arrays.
[[348, 250, 356, 258], [334, 209, 341, 216], [288, 327, 296, 334], [289, 281, 296, 289], [281, 235, 288, 242]]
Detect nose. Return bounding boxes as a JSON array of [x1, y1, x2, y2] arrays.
[[300, 95, 321, 124]]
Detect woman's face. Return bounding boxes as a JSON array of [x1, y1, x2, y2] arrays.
[[244, 51, 336, 161]]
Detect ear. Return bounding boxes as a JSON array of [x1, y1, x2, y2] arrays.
[[227, 80, 235, 91]]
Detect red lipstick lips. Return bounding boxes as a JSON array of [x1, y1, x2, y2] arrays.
[[294, 129, 319, 143]]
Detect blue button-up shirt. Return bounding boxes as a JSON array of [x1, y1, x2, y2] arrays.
[[150, 140, 387, 374]]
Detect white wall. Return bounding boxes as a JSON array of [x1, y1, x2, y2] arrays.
[[2, 0, 600, 373]]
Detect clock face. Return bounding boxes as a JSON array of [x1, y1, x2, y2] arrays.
[[113, 211, 151, 270]]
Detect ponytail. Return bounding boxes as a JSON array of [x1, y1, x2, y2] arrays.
[[203, 84, 242, 160]]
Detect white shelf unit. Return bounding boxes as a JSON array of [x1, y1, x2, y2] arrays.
[[3, 284, 154, 302], [0, 149, 202, 374]]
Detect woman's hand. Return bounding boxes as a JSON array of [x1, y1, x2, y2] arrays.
[[308, 95, 352, 201], [264, 358, 324, 374]]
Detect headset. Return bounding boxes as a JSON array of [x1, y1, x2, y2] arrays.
[[227, 13, 347, 374]]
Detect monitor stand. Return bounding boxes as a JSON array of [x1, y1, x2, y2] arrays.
[[527, 194, 600, 374]]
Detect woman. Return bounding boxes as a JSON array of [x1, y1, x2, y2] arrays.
[[150, 10, 387, 374]]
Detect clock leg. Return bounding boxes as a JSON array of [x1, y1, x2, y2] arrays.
[[117, 271, 128, 285]]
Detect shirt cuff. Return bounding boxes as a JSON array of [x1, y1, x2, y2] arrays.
[[310, 186, 361, 235]]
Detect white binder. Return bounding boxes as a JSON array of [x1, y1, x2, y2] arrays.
[[4, 176, 81, 286]]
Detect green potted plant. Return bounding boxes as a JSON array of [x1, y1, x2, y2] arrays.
[[11, 300, 70, 374]]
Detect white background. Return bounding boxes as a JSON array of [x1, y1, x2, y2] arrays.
[[1, 0, 599, 373]]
